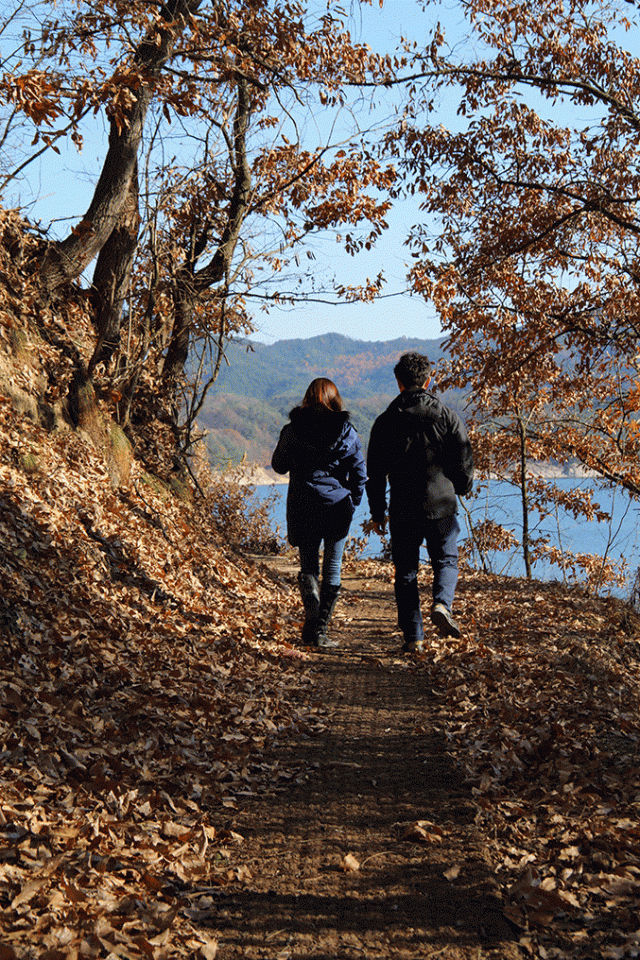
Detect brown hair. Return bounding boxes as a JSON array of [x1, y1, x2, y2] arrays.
[[301, 377, 343, 413]]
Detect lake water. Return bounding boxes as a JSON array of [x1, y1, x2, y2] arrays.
[[254, 477, 640, 599]]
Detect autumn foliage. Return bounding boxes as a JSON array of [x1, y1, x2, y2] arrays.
[[0, 0, 396, 472], [1, 206, 640, 960], [2, 2, 640, 957], [2, 0, 639, 552]]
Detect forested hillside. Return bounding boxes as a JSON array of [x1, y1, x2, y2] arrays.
[[198, 334, 460, 467]]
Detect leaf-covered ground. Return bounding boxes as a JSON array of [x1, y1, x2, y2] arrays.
[[0, 394, 311, 958], [2, 395, 640, 959], [216, 555, 640, 960]]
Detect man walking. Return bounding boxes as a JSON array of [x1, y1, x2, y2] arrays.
[[366, 352, 474, 652]]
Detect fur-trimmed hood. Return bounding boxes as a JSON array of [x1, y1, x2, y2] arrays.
[[287, 406, 352, 456]]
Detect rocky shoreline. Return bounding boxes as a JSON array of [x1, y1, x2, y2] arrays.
[[229, 461, 595, 487]]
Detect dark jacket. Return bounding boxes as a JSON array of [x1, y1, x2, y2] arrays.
[[366, 388, 473, 523], [272, 406, 367, 546]]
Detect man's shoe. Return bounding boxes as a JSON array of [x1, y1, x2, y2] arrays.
[[402, 639, 424, 654], [431, 603, 461, 638], [316, 632, 339, 650]]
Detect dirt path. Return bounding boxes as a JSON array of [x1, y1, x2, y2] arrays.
[[204, 560, 522, 960]]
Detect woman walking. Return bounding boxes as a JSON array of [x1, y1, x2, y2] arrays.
[[272, 378, 366, 648]]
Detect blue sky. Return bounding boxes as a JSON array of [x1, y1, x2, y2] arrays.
[[249, 1, 449, 343], [13, 112, 443, 345], [247, 192, 444, 345]]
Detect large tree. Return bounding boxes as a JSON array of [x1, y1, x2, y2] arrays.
[[0, 0, 396, 460], [373, 0, 640, 583], [382, 0, 640, 496]]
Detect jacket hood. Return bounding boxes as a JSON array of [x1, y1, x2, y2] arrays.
[[392, 388, 442, 420], [288, 406, 352, 449]]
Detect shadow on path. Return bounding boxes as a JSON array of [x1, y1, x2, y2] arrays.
[[197, 564, 522, 960]]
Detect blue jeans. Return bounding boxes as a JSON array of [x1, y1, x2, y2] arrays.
[[298, 533, 348, 587], [390, 514, 461, 643]]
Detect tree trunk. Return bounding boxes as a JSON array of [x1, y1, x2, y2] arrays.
[[38, 0, 203, 301], [88, 161, 141, 375], [162, 75, 252, 385], [517, 411, 533, 580], [162, 277, 196, 388]]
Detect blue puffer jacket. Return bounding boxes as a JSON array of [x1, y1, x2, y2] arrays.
[[271, 406, 367, 546]]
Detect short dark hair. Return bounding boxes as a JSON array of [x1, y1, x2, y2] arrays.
[[393, 352, 431, 389]]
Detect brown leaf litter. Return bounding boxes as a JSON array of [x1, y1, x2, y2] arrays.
[[2, 400, 640, 958]]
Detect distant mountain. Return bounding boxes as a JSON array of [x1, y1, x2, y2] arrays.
[[198, 333, 460, 468]]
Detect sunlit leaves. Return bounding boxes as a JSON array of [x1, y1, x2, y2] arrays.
[[0, 267, 315, 955], [384, 0, 640, 554]]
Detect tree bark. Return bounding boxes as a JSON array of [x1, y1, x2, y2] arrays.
[[88, 161, 141, 375], [38, 0, 203, 301]]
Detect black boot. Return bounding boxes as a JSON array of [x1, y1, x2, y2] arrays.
[[297, 572, 320, 645], [315, 583, 341, 649]]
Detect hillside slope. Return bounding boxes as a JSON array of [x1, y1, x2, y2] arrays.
[[197, 333, 462, 466], [0, 210, 315, 954], [2, 212, 640, 960]]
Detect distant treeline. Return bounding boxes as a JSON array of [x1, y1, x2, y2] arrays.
[[197, 333, 467, 467]]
